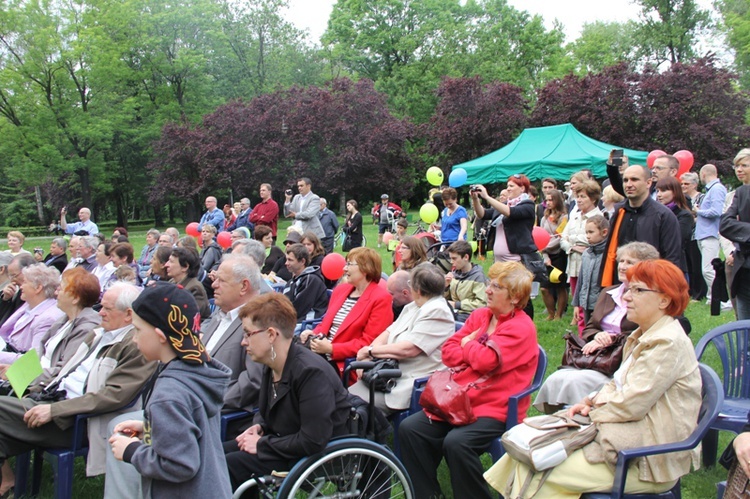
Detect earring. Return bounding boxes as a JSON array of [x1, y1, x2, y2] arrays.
[[270, 344, 277, 362]]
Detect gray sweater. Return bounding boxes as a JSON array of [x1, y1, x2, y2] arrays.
[[124, 359, 232, 499]]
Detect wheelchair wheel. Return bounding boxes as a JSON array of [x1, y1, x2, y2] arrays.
[[276, 438, 414, 498]]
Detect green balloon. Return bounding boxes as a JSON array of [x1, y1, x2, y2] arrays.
[[420, 203, 439, 224], [426, 166, 444, 186]]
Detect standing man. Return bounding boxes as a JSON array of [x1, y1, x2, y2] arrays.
[[318, 198, 339, 254], [599, 165, 683, 286], [284, 178, 325, 240], [54, 207, 99, 236], [695, 164, 727, 302], [373, 194, 402, 247], [198, 196, 225, 233], [249, 183, 279, 241], [227, 198, 254, 234]]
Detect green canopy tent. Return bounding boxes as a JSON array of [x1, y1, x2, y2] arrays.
[[451, 123, 648, 183]]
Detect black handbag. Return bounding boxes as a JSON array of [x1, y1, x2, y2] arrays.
[[361, 359, 400, 393], [520, 252, 549, 285]]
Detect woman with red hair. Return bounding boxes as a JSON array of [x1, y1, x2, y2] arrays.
[[486, 259, 701, 498]]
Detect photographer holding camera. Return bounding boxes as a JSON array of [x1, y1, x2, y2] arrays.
[[284, 178, 326, 241]]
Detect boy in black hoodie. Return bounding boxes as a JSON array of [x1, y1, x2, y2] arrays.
[[108, 283, 232, 498]]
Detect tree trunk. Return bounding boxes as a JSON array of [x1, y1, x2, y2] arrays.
[[34, 186, 44, 223], [116, 193, 126, 227], [339, 190, 347, 217], [77, 167, 92, 212]]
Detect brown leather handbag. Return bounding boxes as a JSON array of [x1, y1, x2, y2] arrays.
[[561, 332, 627, 376], [725, 459, 750, 499]]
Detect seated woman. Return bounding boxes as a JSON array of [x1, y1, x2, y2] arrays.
[[144, 246, 171, 285], [34, 268, 101, 381], [301, 231, 335, 288], [108, 242, 142, 287], [223, 293, 352, 492], [254, 225, 284, 275], [396, 236, 428, 271], [486, 259, 701, 498], [0, 264, 64, 364], [165, 247, 211, 321], [348, 263, 454, 414], [533, 241, 659, 414], [399, 261, 539, 499], [92, 242, 116, 291], [300, 247, 393, 379]]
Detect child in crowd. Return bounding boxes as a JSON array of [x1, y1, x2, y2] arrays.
[[108, 283, 231, 498], [444, 240, 488, 322], [572, 215, 608, 325]]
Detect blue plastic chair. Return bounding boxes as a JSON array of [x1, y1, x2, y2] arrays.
[[694, 320, 750, 467], [581, 363, 723, 499], [221, 409, 256, 441], [486, 344, 548, 462]]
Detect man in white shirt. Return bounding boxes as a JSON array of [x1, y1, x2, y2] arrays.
[[0, 283, 156, 488]]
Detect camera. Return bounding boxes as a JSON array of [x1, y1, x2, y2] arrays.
[[470, 185, 481, 192], [34, 248, 43, 255], [285, 189, 293, 196]]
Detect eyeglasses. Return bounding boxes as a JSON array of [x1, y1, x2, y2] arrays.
[[626, 286, 660, 296], [652, 166, 670, 171], [488, 282, 507, 291], [680, 182, 692, 186], [511, 174, 522, 179], [344, 262, 358, 267], [242, 327, 268, 340], [735, 164, 750, 170]]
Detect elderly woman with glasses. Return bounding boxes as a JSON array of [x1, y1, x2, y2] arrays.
[[486, 260, 700, 498], [299, 247, 393, 379], [399, 261, 539, 499], [223, 293, 352, 492], [348, 263, 454, 415]]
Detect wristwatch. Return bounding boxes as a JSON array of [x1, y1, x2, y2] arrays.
[[368, 346, 375, 360]]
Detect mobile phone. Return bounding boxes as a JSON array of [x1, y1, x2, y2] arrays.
[[611, 149, 624, 168]]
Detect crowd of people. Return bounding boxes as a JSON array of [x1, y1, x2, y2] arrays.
[[0, 151, 743, 499]]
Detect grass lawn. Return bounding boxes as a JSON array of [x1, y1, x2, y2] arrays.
[[4, 215, 738, 497]]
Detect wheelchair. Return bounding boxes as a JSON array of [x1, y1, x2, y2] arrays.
[[231, 362, 415, 499]]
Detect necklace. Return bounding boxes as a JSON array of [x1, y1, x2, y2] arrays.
[[271, 379, 281, 399]]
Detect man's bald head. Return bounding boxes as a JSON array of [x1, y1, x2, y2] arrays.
[[387, 270, 413, 307]]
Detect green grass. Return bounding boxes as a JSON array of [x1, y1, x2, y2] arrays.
[[1, 216, 739, 497]]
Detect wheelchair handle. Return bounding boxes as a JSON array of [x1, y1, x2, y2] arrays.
[[349, 360, 377, 370], [370, 369, 402, 380]]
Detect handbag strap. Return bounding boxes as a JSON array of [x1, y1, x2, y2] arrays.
[[465, 339, 503, 389]]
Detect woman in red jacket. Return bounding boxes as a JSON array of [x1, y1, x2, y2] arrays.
[[299, 247, 393, 378], [398, 261, 539, 499]]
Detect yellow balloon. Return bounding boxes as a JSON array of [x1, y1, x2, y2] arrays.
[[426, 166, 444, 186], [420, 203, 439, 224]]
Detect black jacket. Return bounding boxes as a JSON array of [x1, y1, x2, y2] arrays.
[[254, 341, 351, 465], [480, 199, 537, 256], [283, 266, 329, 320], [43, 253, 68, 274], [720, 184, 750, 296], [599, 196, 684, 285]]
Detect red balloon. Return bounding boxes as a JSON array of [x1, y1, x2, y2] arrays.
[[216, 231, 232, 249], [186, 222, 200, 237], [197, 236, 203, 248], [647, 149, 667, 169], [532, 226, 551, 251], [321, 253, 346, 281], [673, 150, 694, 177]]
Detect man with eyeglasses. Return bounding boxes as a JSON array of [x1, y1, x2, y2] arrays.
[[227, 197, 254, 234], [650, 155, 679, 199], [695, 164, 727, 306], [599, 165, 682, 287], [197, 196, 225, 233], [284, 178, 326, 240]]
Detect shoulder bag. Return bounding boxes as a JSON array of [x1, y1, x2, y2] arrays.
[[419, 340, 501, 426], [561, 332, 627, 376]]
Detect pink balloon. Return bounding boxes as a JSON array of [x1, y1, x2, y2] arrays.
[[383, 232, 394, 244], [216, 231, 232, 249], [647, 150, 666, 169], [186, 222, 200, 237], [532, 226, 551, 251], [321, 253, 346, 281], [673, 150, 694, 177]]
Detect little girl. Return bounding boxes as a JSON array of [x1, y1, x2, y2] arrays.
[[572, 215, 608, 326]]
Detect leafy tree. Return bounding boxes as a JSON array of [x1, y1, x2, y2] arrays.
[[425, 76, 528, 169], [148, 78, 416, 213], [566, 21, 639, 74], [531, 59, 750, 176], [633, 0, 712, 65], [718, 0, 750, 88]]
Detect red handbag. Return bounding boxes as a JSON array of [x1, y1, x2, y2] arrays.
[[419, 341, 502, 426]]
